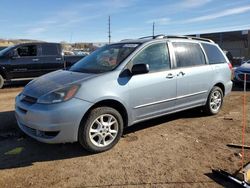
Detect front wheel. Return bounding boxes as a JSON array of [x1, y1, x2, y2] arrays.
[[78, 107, 123, 153], [203, 86, 223, 115]]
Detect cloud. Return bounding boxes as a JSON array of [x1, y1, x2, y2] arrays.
[[146, 18, 171, 25], [180, 0, 213, 8], [185, 5, 250, 23], [21, 0, 137, 37], [143, 0, 213, 19], [26, 27, 47, 35]]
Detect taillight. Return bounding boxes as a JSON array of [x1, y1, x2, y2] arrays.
[[228, 63, 233, 71], [228, 63, 233, 80]]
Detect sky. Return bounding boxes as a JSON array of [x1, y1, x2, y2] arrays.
[[0, 0, 250, 43]]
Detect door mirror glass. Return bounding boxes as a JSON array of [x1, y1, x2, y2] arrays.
[[131, 64, 149, 75]]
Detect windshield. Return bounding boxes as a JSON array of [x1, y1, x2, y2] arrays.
[[0, 45, 14, 56], [70, 43, 140, 73]]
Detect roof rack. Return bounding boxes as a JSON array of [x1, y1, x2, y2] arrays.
[[138, 34, 166, 40], [164, 35, 214, 43], [188, 36, 215, 43], [120, 39, 133, 42], [137, 35, 214, 43]]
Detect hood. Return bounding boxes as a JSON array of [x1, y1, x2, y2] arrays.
[[235, 63, 250, 73], [22, 70, 98, 98]]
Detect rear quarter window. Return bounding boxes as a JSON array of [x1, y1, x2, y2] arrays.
[[202, 43, 227, 64]]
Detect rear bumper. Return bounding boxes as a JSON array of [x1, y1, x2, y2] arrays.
[[15, 95, 92, 143], [225, 81, 233, 96]]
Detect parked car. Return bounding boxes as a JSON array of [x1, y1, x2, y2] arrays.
[[0, 46, 7, 51], [63, 50, 74, 55], [223, 50, 233, 63], [0, 42, 86, 88], [15, 35, 232, 153], [73, 49, 90, 56], [234, 60, 250, 84], [233, 57, 245, 68]]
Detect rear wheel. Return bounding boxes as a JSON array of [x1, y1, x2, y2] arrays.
[[78, 107, 123, 153], [203, 86, 223, 115], [0, 75, 4, 89]]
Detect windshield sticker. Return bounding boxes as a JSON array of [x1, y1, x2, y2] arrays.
[[123, 44, 138, 48]]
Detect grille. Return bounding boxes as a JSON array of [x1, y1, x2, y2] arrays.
[[238, 74, 250, 81], [17, 107, 27, 114], [22, 123, 36, 136], [21, 123, 59, 139]]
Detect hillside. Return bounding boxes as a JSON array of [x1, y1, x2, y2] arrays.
[[0, 39, 42, 47]]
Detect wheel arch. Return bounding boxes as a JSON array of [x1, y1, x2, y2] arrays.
[[214, 82, 225, 96], [79, 99, 129, 133]]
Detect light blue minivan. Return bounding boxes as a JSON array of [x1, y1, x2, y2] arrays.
[[15, 35, 232, 152]]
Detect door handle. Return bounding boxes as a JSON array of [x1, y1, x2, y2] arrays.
[[56, 58, 62, 61], [166, 73, 174, 79], [177, 71, 185, 76], [32, 58, 39, 62]]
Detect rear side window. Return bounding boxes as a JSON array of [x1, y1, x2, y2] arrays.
[[16, 45, 37, 57], [173, 42, 206, 68], [202, 43, 226, 64], [42, 44, 60, 56]]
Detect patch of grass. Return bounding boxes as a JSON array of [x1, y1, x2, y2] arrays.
[[4, 147, 23, 155]]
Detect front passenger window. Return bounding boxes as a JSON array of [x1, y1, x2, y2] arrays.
[[131, 43, 170, 72], [16, 45, 37, 57]]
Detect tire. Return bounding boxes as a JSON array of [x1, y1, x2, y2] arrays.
[[203, 86, 223, 115], [0, 74, 4, 89], [78, 107, 124, 153]]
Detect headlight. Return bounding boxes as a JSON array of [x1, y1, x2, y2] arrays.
[[18, 92, 25, 100], [37, 85, 80, 104]]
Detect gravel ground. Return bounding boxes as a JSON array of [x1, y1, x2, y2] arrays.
[[0, 84, 250, 188]]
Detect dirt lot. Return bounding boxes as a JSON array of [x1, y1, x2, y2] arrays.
[[1, 85, 250, 188]]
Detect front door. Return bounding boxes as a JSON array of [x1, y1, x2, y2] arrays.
[[128, 42, 177, 122], [8, 44, 41, 79]]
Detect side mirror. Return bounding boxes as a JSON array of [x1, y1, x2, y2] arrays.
[[131, 64, 149, 75], [8, 50, 19, 59]]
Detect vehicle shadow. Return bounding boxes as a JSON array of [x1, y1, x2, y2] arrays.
[[0, 111, 18, 131], [0, 108, 205, 170], [124, 107, 204, 135], [0, 122, 92, 170]]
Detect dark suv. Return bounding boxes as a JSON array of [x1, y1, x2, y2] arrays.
[[0, 42, 85, 88]]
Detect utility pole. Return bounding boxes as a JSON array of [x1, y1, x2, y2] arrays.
[[152, 22, 155, 37], [108, 16, 111, 44]]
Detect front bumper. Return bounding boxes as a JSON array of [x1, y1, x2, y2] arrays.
[[15, 95, 92, 144]]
